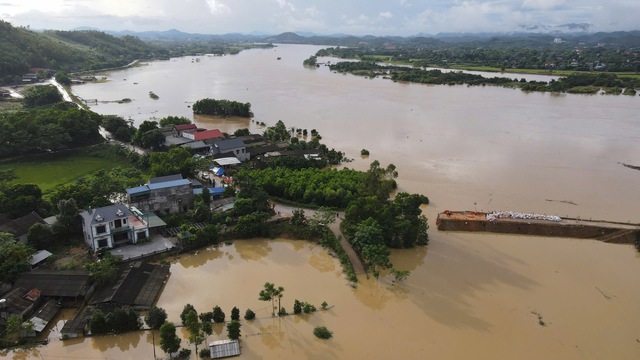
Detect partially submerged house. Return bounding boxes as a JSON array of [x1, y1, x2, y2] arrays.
[[13, 269, 92, 302], [0, 287, 41, 326], [90, 262, 170, 310], [209, 339, 241, 359], [24, 299, 60, 337], [80, 204, 150, 252]]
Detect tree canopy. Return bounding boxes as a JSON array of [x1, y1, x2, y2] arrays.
[[192, 98, 252, 117], [0, 234, 35, 284]]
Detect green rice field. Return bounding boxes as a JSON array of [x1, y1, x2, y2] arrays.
[[1, 152, 125, 191]]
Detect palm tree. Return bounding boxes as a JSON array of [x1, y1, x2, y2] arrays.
[[259, 282, 285, 316]]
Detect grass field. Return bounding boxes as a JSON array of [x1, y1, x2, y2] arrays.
[[1, 151, 126, 191]]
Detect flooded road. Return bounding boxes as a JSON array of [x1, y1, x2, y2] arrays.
[[9, 44, 639, 359]]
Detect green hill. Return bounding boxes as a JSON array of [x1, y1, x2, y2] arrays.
[[0, 20, 162, 84]]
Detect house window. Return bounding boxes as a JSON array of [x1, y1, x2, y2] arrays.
[[97, 239, 108, 248], [96, 225, 107, 234]]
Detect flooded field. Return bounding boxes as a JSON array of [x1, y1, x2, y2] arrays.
[[7, 44, 638, 359]]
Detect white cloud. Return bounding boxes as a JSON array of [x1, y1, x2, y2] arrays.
[[521, 0, 565, 10], [0, 0, 639, 35], [204, 0, 230, 15]]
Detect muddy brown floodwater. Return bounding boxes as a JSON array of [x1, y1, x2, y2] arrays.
[[6, 44, 639, 359]]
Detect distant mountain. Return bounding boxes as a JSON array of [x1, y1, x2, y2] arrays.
[[0, 20, 160, 83]]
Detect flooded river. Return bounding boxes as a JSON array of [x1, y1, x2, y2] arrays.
[[9, 44, 639, 359]]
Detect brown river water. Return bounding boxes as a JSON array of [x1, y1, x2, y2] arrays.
[[6, 44, 639, 359]]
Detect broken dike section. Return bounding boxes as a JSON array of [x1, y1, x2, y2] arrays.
[[436, 211, 640, 244]]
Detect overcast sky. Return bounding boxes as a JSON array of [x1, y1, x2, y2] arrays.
[[1, 0, 637, 35]]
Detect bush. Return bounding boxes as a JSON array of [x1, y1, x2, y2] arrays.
[[244, 309, 256, 320], [199, 348, 211, 358], [313, 326, 332, 339], [178, 348, 191, 358], [361, 149, 370, 155]]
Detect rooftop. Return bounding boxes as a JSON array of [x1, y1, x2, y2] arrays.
[[80, 204, 132, 226], [149, 174, 183, 184], [213, 138, 245, 152], [13, 270, 91, 298], [193, 129, 223, 141], [209, 339, 240, 359], [0, 211, 45, 236]]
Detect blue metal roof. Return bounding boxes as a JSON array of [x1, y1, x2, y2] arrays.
[[147, 179, 191, 190], [126, 185, 150, 195], [193, 187, 225, 195]]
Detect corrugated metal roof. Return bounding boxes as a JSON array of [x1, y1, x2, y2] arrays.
[[213, 138, 245, 152], [29, 250, 53, 266], [214, 157, 241, 166], [193, 187, 225, 195], [149, 174, 183, 184], [147, 179, 191, 190], [126, 185, 150, 195], [209, 339, 240, 358], [14, 270, 91, 298]]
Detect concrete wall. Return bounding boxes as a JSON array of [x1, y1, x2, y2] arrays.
[[436, 216, 639, 244]]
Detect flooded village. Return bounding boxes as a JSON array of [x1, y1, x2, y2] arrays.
[[1, 43, 640, 360]]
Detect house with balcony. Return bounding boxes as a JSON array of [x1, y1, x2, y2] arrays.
[[80, 204, 149, 252]]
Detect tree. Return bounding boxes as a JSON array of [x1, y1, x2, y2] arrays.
[[201, 187, 211, 205], [259, 282, 284, 317], [212, 305, 225, 323], [226, 320, 241, 340], [361, 244, 392, 278], [89, 309, 109, 334], [23, 85, 62, 107], [185, 309, 205, 355], [0, 235, 35, 284], [159, 322, 181, 356], [159, 116, 191, 127], [53, 198, 80, 237], [27, 222, 54, 249], [313, 326, 332, 339], [180, 304, 197, 325], [138, 128, 165, 149], [149, 147, 198, 178], [145, 306, 168, 329], [293, 300, 302, 315], [0, 183, 42, 217], [233, 128, 250, 136], [231, 306, 240, 321], [262, 120, 291, 142], [55, 72, 71, 86], [291, 209, 307, 227], [84, 252, 118, 286], [390, 269, 411, 282], [244, 309, 255, 320]]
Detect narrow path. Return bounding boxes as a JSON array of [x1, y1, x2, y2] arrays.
[[327, 219, 365, 275], [273, 204, 365, 275]]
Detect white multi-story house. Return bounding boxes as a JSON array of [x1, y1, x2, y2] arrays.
[[80, 204, 149, 252]]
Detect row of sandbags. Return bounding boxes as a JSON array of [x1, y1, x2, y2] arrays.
[[486, 211, 561, 222]]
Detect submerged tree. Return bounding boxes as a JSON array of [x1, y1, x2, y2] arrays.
[[259, 282, 285, 317], [159, 322, 181, 356]]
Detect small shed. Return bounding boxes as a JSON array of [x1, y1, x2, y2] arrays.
[[29, 250, 53, 269], [209, 339, 240, 359]]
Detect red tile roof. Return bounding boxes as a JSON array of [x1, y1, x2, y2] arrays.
[[175, 124, 197, 131], [194, 129, 223, 141]]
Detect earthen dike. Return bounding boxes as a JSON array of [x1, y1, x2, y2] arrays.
[[436, 211, 640, 244]]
